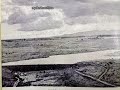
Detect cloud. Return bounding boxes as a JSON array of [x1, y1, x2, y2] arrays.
[[3, 0, 120, 23], [2, 0, 65, 31], [19, 16, 64, 31], [66, 15, 120, 25], [10, 0, 94, 17], [2, 0, 120, 33], [96, 2, 120, 15], [75, 0, 120, 3], [2, 21, 120, 40], [7, 8, 51, 24], [16, 9, 64, 31], [10, 0, 120, 17]]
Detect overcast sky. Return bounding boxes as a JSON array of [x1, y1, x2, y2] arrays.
[[1, 0, 120, 39]]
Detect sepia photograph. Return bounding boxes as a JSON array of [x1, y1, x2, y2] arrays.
[[1, 0, 120, 88]]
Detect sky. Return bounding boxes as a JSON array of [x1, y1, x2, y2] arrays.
[[1, 0, 120, 39]]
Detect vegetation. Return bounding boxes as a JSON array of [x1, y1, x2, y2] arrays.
[[2, 35, 120, 63]]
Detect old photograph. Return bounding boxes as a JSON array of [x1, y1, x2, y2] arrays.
[[1, 0, 120, 88]]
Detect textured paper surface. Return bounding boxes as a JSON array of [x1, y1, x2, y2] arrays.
[[1, 0, 120, 89]]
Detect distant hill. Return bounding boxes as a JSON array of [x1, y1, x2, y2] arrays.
[[62, 30, 120, 37]]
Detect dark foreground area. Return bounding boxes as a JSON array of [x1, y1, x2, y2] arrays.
[[2, 59, 120, 87]]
